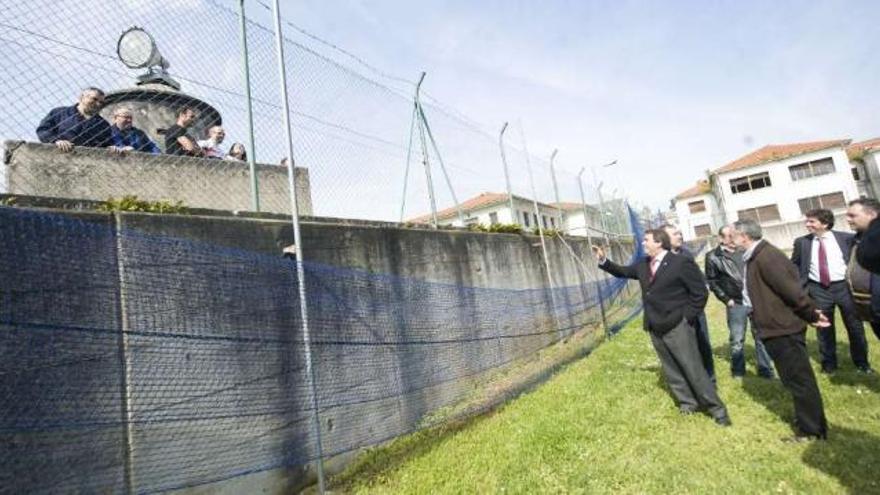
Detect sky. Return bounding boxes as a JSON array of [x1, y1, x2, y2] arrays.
[[1, 0, 878, 218], [254, 0, 880, 209]]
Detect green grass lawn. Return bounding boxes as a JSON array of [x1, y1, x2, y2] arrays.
[[331, 300, 880, 494]]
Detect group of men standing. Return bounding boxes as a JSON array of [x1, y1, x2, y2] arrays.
[[595, 199, 880, 442], [35, 87, 244, 161]]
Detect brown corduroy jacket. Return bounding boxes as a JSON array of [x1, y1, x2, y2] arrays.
[[745, 240, 819, 339]]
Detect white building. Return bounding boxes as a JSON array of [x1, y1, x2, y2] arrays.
[[672, 180, 723, 239], [848, 137, 880, 198], [671, 138, 879, 245], [550, 202, 601, 237], [407, 192, 566, 231]]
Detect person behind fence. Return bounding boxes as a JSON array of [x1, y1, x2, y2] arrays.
[[845, 198, 880, 342], [663, 223, 715, 382], [164, 106, 204, 157], [592, 229, 731, 426], [36, 87, 113, 152], [791, 208, 872, 374], [197, 125, 226, 159], [732, 219, 830, 442], [225, 142, 247, 162], [705, 225, 775, 379], [108, 107, 160, 154]]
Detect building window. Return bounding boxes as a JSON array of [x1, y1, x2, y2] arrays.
[[798, 192, 846, 214], [688, 200, 706, 213], [489, 212, 498, 224], [694, 224, 712, 237], [852, 166, 862, 181], [464, 217, 479, 226], [737, 204, 781, 224], [522, 211, 530, 227], [730, 172, 772, 194], [542, 215, 549, 228], [550, 217, 556, 228], [789, 158, 835, 181], [533, 213, 539, 227]]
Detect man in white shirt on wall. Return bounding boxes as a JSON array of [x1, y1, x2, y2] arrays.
[[197, 125, 227, 159]]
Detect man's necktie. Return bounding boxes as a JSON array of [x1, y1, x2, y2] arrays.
[[818, 237, 831, 288], [650, 258, 659, 282]]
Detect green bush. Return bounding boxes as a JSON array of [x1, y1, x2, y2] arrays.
[[488, 223, 524, 234], [98, 195, 188, 214], [531, 227, 562, 237]]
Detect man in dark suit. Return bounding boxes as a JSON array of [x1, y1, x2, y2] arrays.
[[733, 219, 830, 441], [856, 211, 880, 275], [790, 208, 871, 374], [845, 199, 880, 342], [664, 223, 715, 382], [592, 228, 731, 426]]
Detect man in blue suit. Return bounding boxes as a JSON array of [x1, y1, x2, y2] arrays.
[[791, 208, 872, 374]]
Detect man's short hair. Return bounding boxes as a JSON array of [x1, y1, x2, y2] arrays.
[[733, 219, 763, 241], [178, 106, 197, 117], [849, 198, 880, 215], [717, 225, 731, 236], [112, 107, 132, 117], [645, 228, 672, 250], [805, 208, 835, 229], [82, 87, 105, 97]]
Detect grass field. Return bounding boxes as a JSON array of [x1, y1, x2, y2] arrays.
[[330, 299, 880, 494]]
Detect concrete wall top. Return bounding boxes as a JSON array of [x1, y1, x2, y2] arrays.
[[4, 141, 312, 216]]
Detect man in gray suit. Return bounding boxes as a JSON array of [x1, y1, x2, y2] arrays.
[[593, 228, 730, 426]]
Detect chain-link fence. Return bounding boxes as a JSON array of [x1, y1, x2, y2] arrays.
[[0, 1, 650, 493]]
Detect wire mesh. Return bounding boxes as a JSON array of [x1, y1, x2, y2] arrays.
[[0, 1, 651, 493]]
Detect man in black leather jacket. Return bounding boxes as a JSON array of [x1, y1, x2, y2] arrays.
[[705, 225, 775, 379]]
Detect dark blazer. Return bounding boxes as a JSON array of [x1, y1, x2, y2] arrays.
[[857, 218, 880, 275], [746, 240, 819, 339], [850, 232, 880, 321], [600, 251, 708, 335], [790, 231, 854, 285]]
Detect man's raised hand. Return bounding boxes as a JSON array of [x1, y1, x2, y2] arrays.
[[591, 245, 606, 262]]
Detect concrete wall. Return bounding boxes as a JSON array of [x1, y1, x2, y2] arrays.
[[0, 207, 634, 494], [3, 141, 312, 215]]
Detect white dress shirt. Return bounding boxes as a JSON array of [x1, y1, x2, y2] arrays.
[[809, 232, 847, 283]]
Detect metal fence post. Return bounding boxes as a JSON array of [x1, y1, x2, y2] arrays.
[[498, 122, 516, 224], [238, 0, 260, 212], [270, 2, 325, 492], [577, 168, 607, 334]]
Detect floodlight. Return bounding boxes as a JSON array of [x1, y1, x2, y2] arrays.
[[116, 27, 179, 89]]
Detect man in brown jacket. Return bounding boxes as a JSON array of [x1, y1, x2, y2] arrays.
[[732, 219, 830, 441]]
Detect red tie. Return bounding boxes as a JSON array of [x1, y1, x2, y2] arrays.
[[818, 237, 831, 288], [650, 258, 659, 282]]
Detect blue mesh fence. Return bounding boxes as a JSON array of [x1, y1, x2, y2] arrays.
[[0, 205, 643, 493]]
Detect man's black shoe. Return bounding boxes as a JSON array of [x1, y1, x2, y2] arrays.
[[679, 407, 697, 416], [713, 415, 732, 427], [857, 366, 875, 374]]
